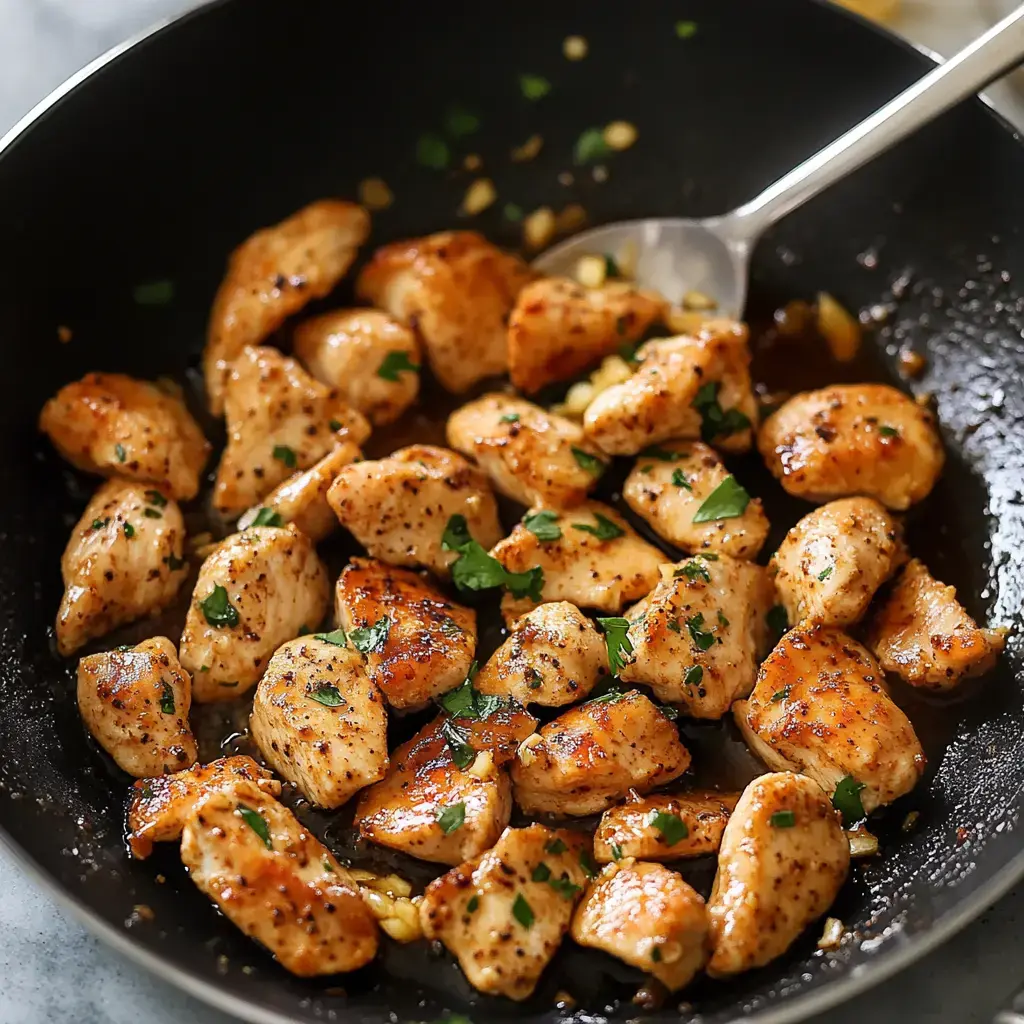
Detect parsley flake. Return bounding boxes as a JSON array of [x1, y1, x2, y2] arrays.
[[545, 838, 568, 855], [144, 490, 168, 508], [571, 447, 605, 476], [523, 510, 561, 542], [683, 664, 703, 688], [272, 444, 297, 469], [649, 810, 689, 846], [597, 616, 634, 675], [686, 613, 716, 651], [251, 507, 284, 527], [440, 718, 476, 770], [692, 475, 750, 523], [377, 351, 420, 381], [307, 683, 345, 707], [436, 802, 467, 835], [691, 381, 751, 442], [314, 628, 348, 647], [238, 804, 272, 849], [512, 893, 535, 928], [348, 616, 391, 654], [832, 776, 867, 824], [574, 127, 611, 165], [200, 584, 239, 628], [499, 412, 521, 424], [671, 468, 692, 490], [159, 680, 175, 715], [675, 559, 710, 583], [114, 443, 127, 463], [572, 513, 624, 541], [123, 522, 135, 539], [770, 810, 795, 828], [818, 566, 834, 581], [445, 106, 479, 137], [443, 515, 544, 600], [519, 74, 551, 100]]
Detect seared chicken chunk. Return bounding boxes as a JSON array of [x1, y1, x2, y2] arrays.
[[707, 772, 850, 977], [180, 525, 329, 700], [357, 231, 534, 393], [335, 557, 477, 710], [867, 558, 1006, 690], [507, 277, 667, 394], [327, 445, 502, 579], [757, 384, 944, 510], [57, 480, 188, 656], [583, 321, 757, 456], [623, 441, 769, 559], [77, 636, 196, 778], [40, 372, 210, 500], [511, 690, 690, 816], [734, 624, 925, 815], [419, 824, 589, 1000], [204, 199, 370, 415]]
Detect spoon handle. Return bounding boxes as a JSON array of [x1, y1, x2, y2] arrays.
[[724, 3, 1024, 248]]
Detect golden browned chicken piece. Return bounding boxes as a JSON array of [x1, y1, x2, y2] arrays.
[[77, 636, 196, 778], [419, 824, 590, 1000], [181, 781, 379, 976], [734, 624, 926, 815], [571, 860, 709, 991], [39, 372, 210, 500], [707, 772, 850, 977], [867, 558, 1006, 690], [446, 394, 607, 509], [583, 321, 757, 456], [179, 525, 329, 700], [126, 754, 281, 858], [204, 199, 370, 415], [249, 635, 388, 808], [475, 602, 609, 707], [593, 791, 738, 864], [623, 441, 769, 560], [757, 384, 944, 510], [56, 480, 188, 656], [357, 231, 534, 393], [771, 497, 905, 628], [327, 445, 502, 580], [507, 277, 667, 394], [620, 557, 774, 718], [213, 345, 369, 517], [511, 690, 690, 816], [293, 308, 421, 426], [334, 557, 477, 710]]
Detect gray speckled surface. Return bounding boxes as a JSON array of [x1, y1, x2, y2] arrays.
[[2, 2, 1023, 1022]]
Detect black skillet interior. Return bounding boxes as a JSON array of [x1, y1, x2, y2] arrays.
[[1, 1, 1023, 1022]]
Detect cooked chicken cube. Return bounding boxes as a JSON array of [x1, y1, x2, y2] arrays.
[[327, 445, 502, 580], [571, 860, 709, 991], [357, 231, 534, 392], [179, 525, 329, 700], [56, 480, 188, 656], [334, 557, 477, 710], [511, 690, 690, 816], [707, 772, 850, 977], [39, 372, 210, 500], [181, 781, 378, 976], [507, 277, 667, 394], [293, 308, 420, 426], [771, 497, 905, 628], [757, 384, 944, 510], [419, 824, 589, 1000], [203, 199, 370, 415], [867, 558, 1006, 690], [734, 624, 926, 815], [583, 321, 757, 456], [623, 441, 769, 560]]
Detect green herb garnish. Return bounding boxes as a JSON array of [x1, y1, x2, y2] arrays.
[[571, 447, 605, 476], [832, 776, 867, 823], [691, 381, 752, 442], [307, 683, 345, 707], [770, 810, 795, 828], [377, 351, 420, 381], [579, 850, 598, 879], [878, 424, 899, 438], [572, 513, 624, 541], [512, 893, 535, 928], [443, 514, 544, 600], [237, 804, 272, 849], [648, 810, 689, 846], [597, 616, 634, 675], [437, 802, 467, 835], [519, 74, 551, 100], [348, 616, 391, 654], [531, 862, 551, 883], [686, 613, 716, 651], [771, 685, 790, 703], [675, 559, 710, 583], [683, 665, 703, 688], [818, 566, 834, 581], [466, 895, 480, 913], [611, 843, 623, 860], [440, 718, 476, 770], [91, 518, 110, 531], [523, 510, 561, 542], [200, 584, 239, 628], [159, 680, 175, 715], [123, 522, 135, 539], [574, 128, 611, 165], [314, 628, 348, 647], [692, 475, 750, 523], [272, 444, 297, 469], [145, 490, 168, 508], [143, 508, 162, 519], [499, 412, 521, 424], [545, 837, 568, 855], [767, 604, 789, 641], [252, 507, 284, 527], [671, 468, 692, 490], [163, 553, 187, 573], [114, 443, 127, 463]]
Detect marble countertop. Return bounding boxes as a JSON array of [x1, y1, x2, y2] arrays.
[[2, 3, 1023, 1023]]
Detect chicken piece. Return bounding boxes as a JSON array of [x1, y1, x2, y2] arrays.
[[511, 690, 690, 816], [492, 501, 663, 622], [39, 372, 210, 500], [126, 754, 281, 858], [203, 199, 370, 415], [334, 557, 477, 711], [707, 772, 850, 977], [236, 441, 361, 542], [419, 824, 590, 1000], [181, 781, 378, 976], [771, 497, 905, 628], [475, 602, 609, 708], [327, 445, 502, 580], [507, 277, 668, 394], [249, 636, 387, 808], [446, 393, 607, 509], [623, 440, 769, 560], [357, 231, 534, 393], [77, 636, 196, 778], [734, 624, 925, 815], [620, 557, 775, 719], [56, 480, 188, 656], [180, 525, 329, 700], [757, 384, 944, 510], [583, 321, 757, 456], [593, 791, 738, 864], [866, 558, 1006, 690], [571, 860, 709, 991], [213, 345, 370, 517]]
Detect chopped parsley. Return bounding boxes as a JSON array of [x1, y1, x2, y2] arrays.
[[548, 875, 582, 899], [123, 522, 135, 539], [611, 843, 624, 860], [571, 447, 605, 476], [675, 20, 698, 38], [114, 443, 127, 463], [675, 559, 710, 583], [348, 616, 391, 654], [91, 518, 110, 531], [651, 945, 663, 963], [272, 444, 297, 469], [436, 802, 467, 835], [767, 604, 789, 641], [597, 616, 634, 675], [466, 895, 480, 913], [443, 514, 544, 600], [771, 685, 791, 703], [683, 665, 703, 688], [667, 619, 682, 633], [444, 106, 479, 137], [818, 566, 834, 582], [545, 838, 568, 855], [328, 419, 343, 432], [200, 584, 239, 628], [531, 862, 551, 883], [512, 893, 535, 928], [499, 412, 521, 424], [685, 613, 717, 652], [377, 351, 420, 381], [649, 810, 689, 846], [314, 628, 348, 647], [770, 810, 795, 828], [692, 475, 750, 523], [523, 509, 561, 542], [159, 680, 175, 715], [143, 508, 162, 519], [572, 513, 624, 541], [519, 74, 551, 100], [322, 857, 335, 873], [237, 804, 272, 849], [527, 668, 543, 690], [251, 507, 283, 527], [639, 446, 682, 462], [832, 776, 867, 824], [574, 127, 611, 165], [307, 683, 345, 707], [691, 381, 752, 442], [416, 133, 450, 169], [144, 490, 168, 508], [604, 254, 620, 278], [671, 468, 692, 490], [878, 424, 899, 438], [579, 850, 598, 879], [438, 668, 511, 721], [440, 718, 476, 770], [717, 610, 730, 627]]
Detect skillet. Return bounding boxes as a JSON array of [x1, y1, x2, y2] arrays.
[[0, 0, 1022, 1021]]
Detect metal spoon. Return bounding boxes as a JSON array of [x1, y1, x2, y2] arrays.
[[534, 5, 1024, 316]]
